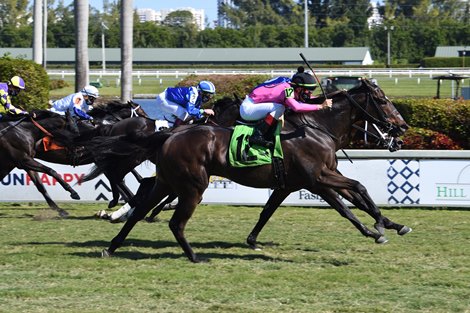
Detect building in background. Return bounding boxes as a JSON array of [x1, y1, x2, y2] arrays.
[[136, 7, 205, 30], [367, 2, 383, 28], [216, 0, 234, 28]]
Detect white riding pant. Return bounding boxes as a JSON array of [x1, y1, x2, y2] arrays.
[[155, 91, 189, 124], [240, 96, 285, 121]]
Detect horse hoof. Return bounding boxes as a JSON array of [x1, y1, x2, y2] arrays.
[[398, 226, 412, 236], [375, 236, 388, 244], [108, 200, 118, 209], [70, 192, 80, 200], [58, 210, 70, 218], [374, 223, 385, 236], [101, 249, 112, 258], [247, 241, 262, 251]]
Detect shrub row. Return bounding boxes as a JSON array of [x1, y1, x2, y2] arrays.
[[0, 57, 50, 111], [421, 57, 470, 68], [393, 98, 470, 149]]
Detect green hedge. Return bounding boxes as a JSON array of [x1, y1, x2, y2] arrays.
[[393, 98, 470, 149], [0, 56, 50, 111], [421, 57, 470, 68]]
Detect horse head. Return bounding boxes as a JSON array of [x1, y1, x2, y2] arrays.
[[91, 100, 149, 124], [346, 78, 409, 151], [209, 96, 241, 127]]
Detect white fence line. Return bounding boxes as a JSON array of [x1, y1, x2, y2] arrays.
[[47, 68, 470, 79]]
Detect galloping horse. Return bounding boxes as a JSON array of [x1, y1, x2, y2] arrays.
[[81, 96, 244, 213], [86, 79, 411, 262], [0, 101, 149, 217], [0, 110, 80, 216]]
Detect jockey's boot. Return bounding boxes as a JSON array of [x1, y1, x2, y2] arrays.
[[249, 115, 276, 148]]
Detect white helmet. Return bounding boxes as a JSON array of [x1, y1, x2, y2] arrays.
[[81, 85, 100, 98]]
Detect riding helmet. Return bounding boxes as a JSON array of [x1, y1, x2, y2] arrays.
[[81, 85, 100, 98], [291, 66, 317, 90], [9, 76, 26, 90], [198, 81, 216, 94]]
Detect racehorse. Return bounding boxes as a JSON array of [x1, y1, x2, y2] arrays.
[[0, 101, 149, 217], [82, 96, 244, 215], [0, 110, 80, 217], [85, 78, 411, 262], [34, 100, 152, 212]]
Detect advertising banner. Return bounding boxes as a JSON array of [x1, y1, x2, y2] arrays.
[[1, 159, 469, 207]]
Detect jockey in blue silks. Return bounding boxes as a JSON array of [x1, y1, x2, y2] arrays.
[[50, 85, 100, 121], [0, 76, 29, 119], [154, 80, 216, 127]]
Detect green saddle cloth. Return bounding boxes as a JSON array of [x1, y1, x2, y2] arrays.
[[228, 124, 283, 167]]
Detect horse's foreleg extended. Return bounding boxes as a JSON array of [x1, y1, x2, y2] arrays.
[[246, 189, 291, 250], [338, 188, 412, 236], [18, 158, 80, 200], [316, 187, 387, 243], [26, 170, 69, 217]]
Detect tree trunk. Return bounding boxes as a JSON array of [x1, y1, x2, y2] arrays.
[[121, 0, 133, 102], [33, 0, 43, 65], [75, 0, 89, 92]]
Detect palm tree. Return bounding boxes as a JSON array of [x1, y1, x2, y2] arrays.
[[75, 0, 89, 91], [121, 0, 133, 102]]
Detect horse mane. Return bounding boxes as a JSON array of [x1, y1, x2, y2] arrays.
[[32, 109, 62, 120], [92, 100, 129, 115]]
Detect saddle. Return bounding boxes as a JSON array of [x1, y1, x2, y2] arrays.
[[228, 123, 286, 189]]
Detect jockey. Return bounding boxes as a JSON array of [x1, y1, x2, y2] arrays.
[[240, 67, 333, 148], [154, 80, 216, 127], [50, 85, 99, 121], [0, 76, 29, 119]]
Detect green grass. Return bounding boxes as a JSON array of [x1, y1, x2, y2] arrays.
[[48, 73, 465, 99], [0, 202, 469, 313]]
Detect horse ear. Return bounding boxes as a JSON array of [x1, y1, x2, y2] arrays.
[[233, 93, 241, 102]]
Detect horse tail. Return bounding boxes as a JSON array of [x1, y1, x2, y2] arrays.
[[85, 131, 172, 184], [80, 165, 102, 183]]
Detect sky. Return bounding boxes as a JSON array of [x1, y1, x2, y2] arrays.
[[66, 0, 219, 27]]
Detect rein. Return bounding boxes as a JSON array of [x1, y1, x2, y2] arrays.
[[31, 118, 54, 137], [344, 91, 390, 130]]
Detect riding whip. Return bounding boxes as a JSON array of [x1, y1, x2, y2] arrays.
[[299, 52, 328, 100]]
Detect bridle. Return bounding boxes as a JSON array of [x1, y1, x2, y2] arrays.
[[346, 82, 403, 151]]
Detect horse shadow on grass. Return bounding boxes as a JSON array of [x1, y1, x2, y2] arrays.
[[26, 238, 290, 262]]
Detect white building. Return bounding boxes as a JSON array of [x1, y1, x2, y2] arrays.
[[136, 7, 205, 30], [367, 2, 383, 28], [217, 0, 234, 28]]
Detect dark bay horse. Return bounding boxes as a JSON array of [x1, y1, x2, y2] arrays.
[[81, 96, 244, 213], [34, 100, 152, 212], [0, 110, 80, 216], [0, 101, 149, 217], [86, 79, 411, 262]]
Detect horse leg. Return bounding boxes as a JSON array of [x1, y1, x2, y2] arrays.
[[145, 194, 177, 222], [314, 169, 394, 243], [333, 169, 411, 236], [26, 170, 69, 218], [168, 194, 202, 263], [337, 188, 412, 236], [316, 187, 387, 243], [18, 157, 80, 200], [246, 188, 291, 250], [103, 181, 172, 257]]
